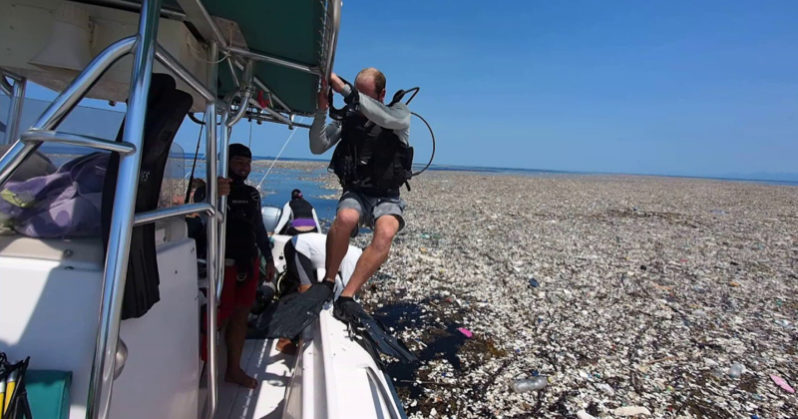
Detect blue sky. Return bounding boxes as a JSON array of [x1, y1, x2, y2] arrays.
[[16, 1, 798, 180]]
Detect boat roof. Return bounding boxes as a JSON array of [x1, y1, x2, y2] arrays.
[[114, 0, 339, 117]]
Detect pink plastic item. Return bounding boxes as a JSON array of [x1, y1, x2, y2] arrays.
[[770, 374, 795, 394], [457, 328, 473, 338]]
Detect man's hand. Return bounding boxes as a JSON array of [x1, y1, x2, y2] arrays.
[[218, 177, 231, 197], [317, 79, 329, 111], [329, 72, 346, 94], [265, 258, 276, 282]]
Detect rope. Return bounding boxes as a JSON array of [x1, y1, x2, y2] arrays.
[[183, 124, 204, 203], [255, 125, 301, 191]]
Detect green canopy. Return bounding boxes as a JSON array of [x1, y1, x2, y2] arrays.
[[151, 0, 337, 116], [201, 0, 327, 115]]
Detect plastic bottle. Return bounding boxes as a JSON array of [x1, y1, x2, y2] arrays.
[[728, 363, 744, 379], [511, 376, 548, 393]]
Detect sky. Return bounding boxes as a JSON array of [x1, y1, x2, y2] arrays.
[[13, 0, 798, 180]]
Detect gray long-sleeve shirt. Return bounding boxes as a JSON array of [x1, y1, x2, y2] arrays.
[[309, 84, 411, 155]]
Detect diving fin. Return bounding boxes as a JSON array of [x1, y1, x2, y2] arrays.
[[265, 281, 334, 339], [102, 73, 193, 319], [334, 297, 417, 364]]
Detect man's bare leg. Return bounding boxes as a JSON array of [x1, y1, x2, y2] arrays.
[[340, 215, 400, 298], [325, 208, 359, 282], [225, 305, 257, 388]]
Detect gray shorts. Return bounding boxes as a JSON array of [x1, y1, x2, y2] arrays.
[[337, 190, 406, 236]]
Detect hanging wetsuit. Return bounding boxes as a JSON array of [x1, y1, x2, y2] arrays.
[[102, 73, 193, 319]]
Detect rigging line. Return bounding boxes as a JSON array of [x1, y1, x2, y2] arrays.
[[256, 125, 301, 191], [184, 124, 205, 203], [248, 121, 253, 148]]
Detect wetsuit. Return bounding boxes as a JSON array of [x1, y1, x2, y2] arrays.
[[219, 180, 273, 321], [274, 197, 321, 235]]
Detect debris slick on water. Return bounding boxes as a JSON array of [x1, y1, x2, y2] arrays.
[[311, 165, 798, 418]]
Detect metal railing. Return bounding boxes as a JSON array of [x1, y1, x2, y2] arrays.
[[0, 1, 344, 418], [87, 0, 163, 416], [0, 2, 225, 417], [20, 130, 136, 154], [155, 45, 216, 103], [0, 36, 136, 187], [203, 41, 221, 417], [0, 69, 26, 146]]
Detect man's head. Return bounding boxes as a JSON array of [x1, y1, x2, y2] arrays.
[[355, 67, 386, 103], [228, 143, 252, 182], [291, 189, 302, 200]]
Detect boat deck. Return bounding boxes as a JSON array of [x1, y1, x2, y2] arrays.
[[215, 339, 294, 419]]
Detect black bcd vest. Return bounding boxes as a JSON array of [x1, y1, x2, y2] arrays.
[[289, 198, 314, 219], [329, 109, 413, 195]]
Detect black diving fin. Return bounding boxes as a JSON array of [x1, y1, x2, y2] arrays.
[[102, 73, 193, 319], [334, 297, 417, 364], [264, 281, 334, 340]]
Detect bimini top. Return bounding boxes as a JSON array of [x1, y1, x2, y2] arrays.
[[200, 0, 340, 116], [0, 0, 340, 118], [167, 0, 341, 116]]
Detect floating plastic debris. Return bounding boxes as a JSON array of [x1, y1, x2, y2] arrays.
[[727, 363, 744, 379], [324, 168, 798, 417], [770, 374, 795, 393], [457, 327, 473, 338], [528, 277, 539, 287], [596, 382, 615, 395], [613, 406, 651, 416], [511, 376, 547, 393]]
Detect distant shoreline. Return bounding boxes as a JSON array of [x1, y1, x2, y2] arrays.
[[171, 153, 798, 187], [235, 157, 798, 188]]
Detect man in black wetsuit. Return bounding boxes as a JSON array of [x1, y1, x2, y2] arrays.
[[219, 143, 275, 388]]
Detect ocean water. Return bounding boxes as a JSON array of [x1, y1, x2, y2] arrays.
[[253, 165, 339, 225], [183, 159, 340, 227]]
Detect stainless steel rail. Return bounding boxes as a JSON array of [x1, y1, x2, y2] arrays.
[[247, 97, 293, 126], [175, 0, 227, 48], [203, 41, 221, 419], [243, 110, 312, 129], [234, 59, 293, 116], [225, 60, 253, 127], [227, 46, 320, 76], [215, 113, 230, 301], [323, 0, 342, 81], [20, 130, 136, 154], [0, 36, 136, 187], [155, 45, 216, 102], [87, 0, 162, 417], [0, 70, 26, 146], [133, 202, 216, 226]]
